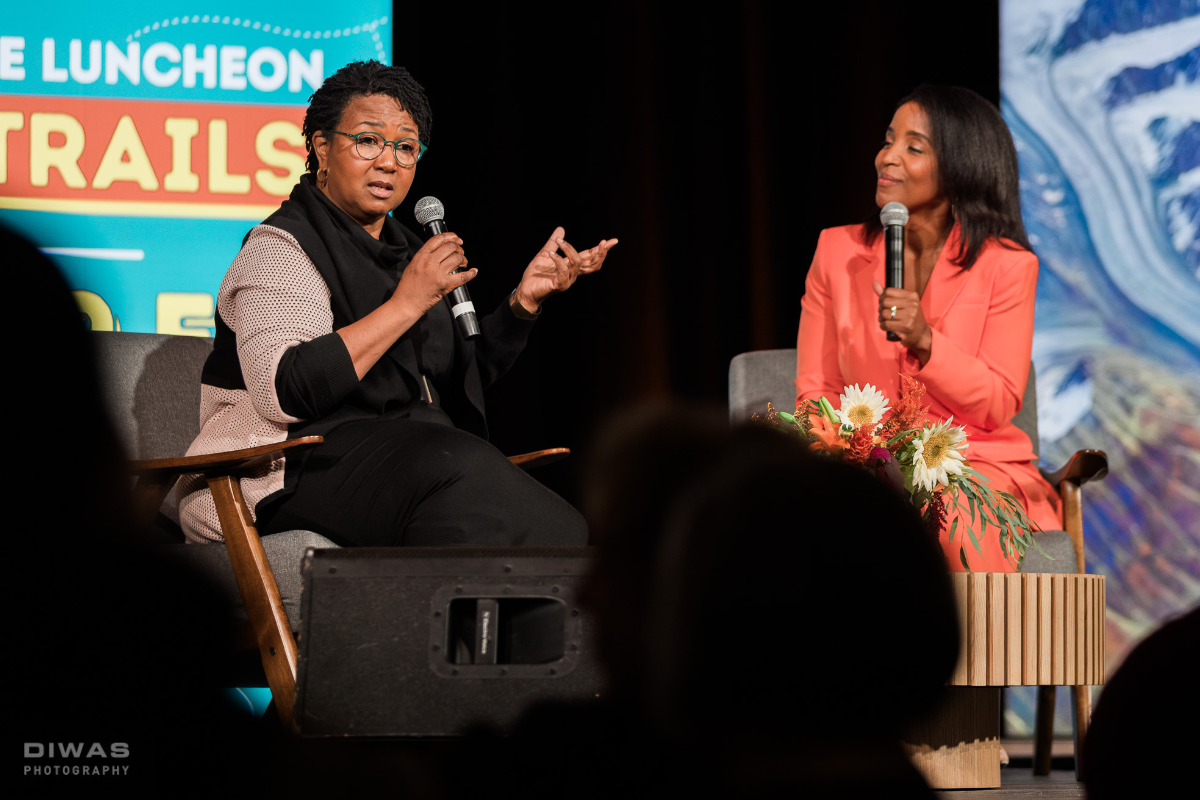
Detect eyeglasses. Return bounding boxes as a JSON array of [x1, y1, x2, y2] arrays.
[[328, 130, 428, 166]]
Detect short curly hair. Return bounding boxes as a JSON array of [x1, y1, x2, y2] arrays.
[[302, 61, 433, 174]]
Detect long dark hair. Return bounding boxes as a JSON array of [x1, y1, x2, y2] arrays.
[[302, 61, 433, 174], [863, 85, 1030, 268]]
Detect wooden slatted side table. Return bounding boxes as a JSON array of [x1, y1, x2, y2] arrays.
[[902, 573, 1106, 789]]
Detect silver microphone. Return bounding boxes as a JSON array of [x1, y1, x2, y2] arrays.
[[415, 196, 480, 339]]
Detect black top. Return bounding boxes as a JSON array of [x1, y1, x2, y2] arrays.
[[200, 173, 538, 481], [273, 184, 457, 423]]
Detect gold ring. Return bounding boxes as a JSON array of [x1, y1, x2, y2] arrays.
[[890, 306, 898, 319]]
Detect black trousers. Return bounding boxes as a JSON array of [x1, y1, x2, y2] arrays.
[[258, 418, 588, 547]]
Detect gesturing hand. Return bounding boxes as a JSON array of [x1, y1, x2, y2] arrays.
[[513, 227, 617, 313], [873, 280, 932, 356], [393, 232, 476, 316]]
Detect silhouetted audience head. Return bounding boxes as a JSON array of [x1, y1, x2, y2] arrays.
[[580, 405, 745, 699], [569, 406, 956, 795], [8, 225, 272, 797], [1084, 605, 1199, 799], [644, 440, 958, 746]]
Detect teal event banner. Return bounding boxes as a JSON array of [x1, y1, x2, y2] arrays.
[[1, 2, 391, 335]]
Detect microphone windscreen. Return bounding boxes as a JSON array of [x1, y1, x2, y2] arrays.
[[880, 202, 909, 227], [414, 196, 445, 226]]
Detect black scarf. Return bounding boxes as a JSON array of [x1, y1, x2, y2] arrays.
[[202, 174, 487, 440]]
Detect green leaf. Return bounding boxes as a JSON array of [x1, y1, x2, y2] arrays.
[[954, 493, 969, 518], [974, 479, 997, 505], [1029, 534, 1053, 560], [960, 547, 971, 571], [949, 516, 959, 544], [966, 521, 983, 556]]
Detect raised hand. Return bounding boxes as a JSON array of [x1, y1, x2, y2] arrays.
[[513, 227, 617, 313]]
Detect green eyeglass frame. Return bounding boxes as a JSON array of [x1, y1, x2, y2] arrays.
[[328, 130, 428, 164]]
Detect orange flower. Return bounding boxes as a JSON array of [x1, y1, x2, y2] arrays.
[[878, 375, 930, 445], [894, 375, 930, 429], [807, 413, 848, 454], [846, 425, 875, 465]]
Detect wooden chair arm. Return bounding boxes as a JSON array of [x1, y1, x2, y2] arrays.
[[130, 437, 324, 536], [507, 447, 570, 470], [1038, 449, 1107, 576], [1041, 449, 1108, 489], [130, 436, 324, 477]]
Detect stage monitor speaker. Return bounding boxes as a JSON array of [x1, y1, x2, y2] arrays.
[[294, 546, 602, 737]]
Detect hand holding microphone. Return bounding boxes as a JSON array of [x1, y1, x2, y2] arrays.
[[391, 227, 476, 322], [874, 201, 930, 353], [873, 280, 928, 349]]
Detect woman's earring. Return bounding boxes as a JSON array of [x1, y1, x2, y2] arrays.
[[317, 167, 329, 187]]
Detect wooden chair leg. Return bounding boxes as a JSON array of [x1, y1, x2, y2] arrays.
[[1033, 685, 1056, 775], [1071, 684, 1090, 781], [1060, 481, 1086, 574], [208, 473, 298, 729]]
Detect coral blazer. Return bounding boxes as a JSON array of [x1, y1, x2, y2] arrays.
[[796, 223, 1059, 570], [796, 223, 1038, 463]]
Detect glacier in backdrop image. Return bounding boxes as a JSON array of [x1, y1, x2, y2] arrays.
[[1001, 0, 1200, 735]]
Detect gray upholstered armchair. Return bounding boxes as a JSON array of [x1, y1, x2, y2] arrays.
[[728, 348, 1108, 777], [95, 332, 334, 727], [95, 331, 567, 728]]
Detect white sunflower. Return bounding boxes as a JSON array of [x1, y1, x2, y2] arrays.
[[911, 418, 969, 493], [836, 383, 891, 431]]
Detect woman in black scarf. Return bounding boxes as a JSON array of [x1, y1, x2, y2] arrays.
[[177, 61, 614, 548]]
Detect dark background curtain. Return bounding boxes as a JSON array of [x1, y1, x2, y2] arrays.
[[396, 0, 1000, 505]]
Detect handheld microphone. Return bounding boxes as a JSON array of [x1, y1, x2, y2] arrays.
[[414, 196, 481, 339], [880, 201, 909, 342]]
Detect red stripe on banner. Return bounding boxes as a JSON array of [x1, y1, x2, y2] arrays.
[[0, 95, 307, 210]]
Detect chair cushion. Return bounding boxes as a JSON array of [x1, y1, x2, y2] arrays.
[[1017, 529, 1077, 573], [161, 531, 339, 630], [1012, 364, 1040, 460], [728, 349, 797, 424]]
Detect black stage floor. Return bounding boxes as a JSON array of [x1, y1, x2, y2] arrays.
[[936, 770, 1083, 798]]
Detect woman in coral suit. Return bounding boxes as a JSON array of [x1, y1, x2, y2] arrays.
[[795, 85, 1060, 572]]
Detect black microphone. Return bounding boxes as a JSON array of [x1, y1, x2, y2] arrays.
[[414, 196, 481, 339], [880, 201, 909, 342]]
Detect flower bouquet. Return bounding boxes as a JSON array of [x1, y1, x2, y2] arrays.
[[756, 376, 1044, 570]]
